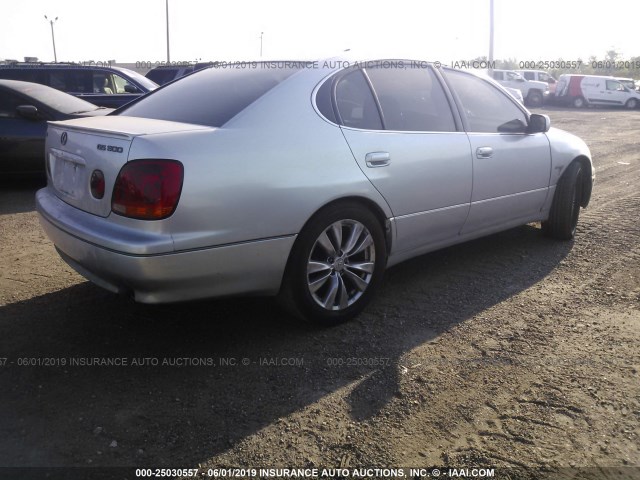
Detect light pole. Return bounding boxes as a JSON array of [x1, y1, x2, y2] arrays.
[[44, 15, 58, 62], [165, 0, 170, 62], [260, 32, 264, 58], [488, 0, 494, 73]]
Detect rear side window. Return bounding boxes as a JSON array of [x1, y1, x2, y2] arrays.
[[0, 68, 46, 84], [119, 66, 300, 127], [365, 65, 455, 132], [335, 70, 382, 130]]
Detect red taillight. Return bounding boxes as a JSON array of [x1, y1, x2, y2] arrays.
[[90, 170, 105, 199], [111, 160, 183, 220]]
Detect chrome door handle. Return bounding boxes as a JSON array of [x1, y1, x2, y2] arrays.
[[365, 152, 391, 168], [476, 147, 494, 159]]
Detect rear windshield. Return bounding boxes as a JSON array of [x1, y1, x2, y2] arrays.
[[5, 80, 101, 115], [118, 64, 301, 127]]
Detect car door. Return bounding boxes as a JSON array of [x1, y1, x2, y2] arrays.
[[604, 79, 628, 106], [0, 88, 47, 174], [334, 64, 473, 255], [442, 69, 552, 234]]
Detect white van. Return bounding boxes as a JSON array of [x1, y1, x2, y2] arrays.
[[555, 74, 640, 108]]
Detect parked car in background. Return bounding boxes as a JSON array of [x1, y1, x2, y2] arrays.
[[36, 56, 593, 325], [489, 69, 548, 107], [0, 80, 112, 175], [0, 63, 157, 108], [145, 64, 195, 85], [516, 69, 558, 94], [555, 74, 640, 108], [505, 86, 525, 104]]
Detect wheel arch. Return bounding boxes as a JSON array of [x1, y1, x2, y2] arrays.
[[557, 156, 592, 208], [573, 155, 593, 208], [297, 196, 393, 256], [572, 95, 586, 108], [277, 195, 390, 323]]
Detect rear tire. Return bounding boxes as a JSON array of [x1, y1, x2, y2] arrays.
[[542, 161, 584, 240], [278, 203, 387, 326], [573, 96, 586, 108]]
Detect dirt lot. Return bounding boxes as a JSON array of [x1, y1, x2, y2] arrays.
[[0, 107, 639, 480]]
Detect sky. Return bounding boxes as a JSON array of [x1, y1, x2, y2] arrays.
[[1, 0, 638, 65]]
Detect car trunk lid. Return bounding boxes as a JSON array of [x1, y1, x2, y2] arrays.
[[46, 116, 209, 218]]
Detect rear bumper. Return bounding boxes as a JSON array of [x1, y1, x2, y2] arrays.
[[36, 188, 295, 303]]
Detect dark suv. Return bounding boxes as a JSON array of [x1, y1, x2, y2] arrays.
[[0, 63, 158, 108]]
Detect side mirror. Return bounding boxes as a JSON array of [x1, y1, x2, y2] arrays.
[[527, 113, 551, 133], [498, 118, 527, 133], [16, 105, 40, 121], [124, 84, 139, 93]]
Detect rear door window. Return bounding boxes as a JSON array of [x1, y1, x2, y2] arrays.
[[365, 64, 455, 132], [48, 70, 67, 91], [47, 70, 92, 93]]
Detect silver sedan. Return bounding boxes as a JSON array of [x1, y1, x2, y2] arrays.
[[36, 56, 594, 325]]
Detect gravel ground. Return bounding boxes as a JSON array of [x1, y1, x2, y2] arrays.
[[0, 107, 638, 480]]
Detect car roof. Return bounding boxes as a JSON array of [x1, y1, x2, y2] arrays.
[[0, 62, 111, 69], [0, 78, 58, 94]]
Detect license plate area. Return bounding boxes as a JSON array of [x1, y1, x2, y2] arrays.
[[50, 148, 87, 199]]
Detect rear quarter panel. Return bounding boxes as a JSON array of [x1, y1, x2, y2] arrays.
[[131, 69, 393, 252]]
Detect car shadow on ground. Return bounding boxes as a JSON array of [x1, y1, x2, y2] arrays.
[[0, 224, 573, 468], [0, 177, 45, 215]]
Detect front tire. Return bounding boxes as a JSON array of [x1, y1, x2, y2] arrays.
[[527, 90, 543, 108], [625, 98, 638, 109], [542, 161, 585, 240], [278, 203, 387, 325]]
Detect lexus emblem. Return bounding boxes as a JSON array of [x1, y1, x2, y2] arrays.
[[61, 132, 68, 145]]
